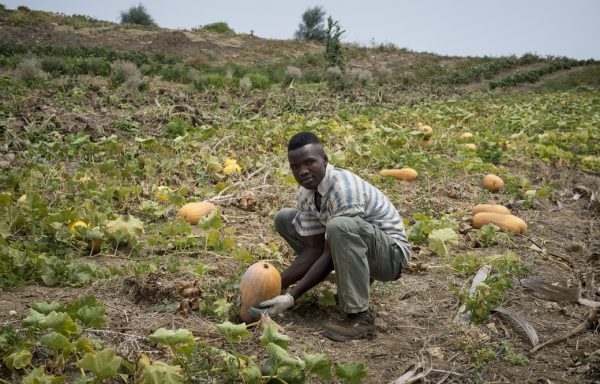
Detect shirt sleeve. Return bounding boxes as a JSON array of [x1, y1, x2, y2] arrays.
[[292, 211, 325, 236]]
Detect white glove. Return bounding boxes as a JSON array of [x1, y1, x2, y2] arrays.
[[247, 293, 294, 318]]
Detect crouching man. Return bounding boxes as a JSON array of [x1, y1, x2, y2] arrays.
[[249, 132, 411, 341]]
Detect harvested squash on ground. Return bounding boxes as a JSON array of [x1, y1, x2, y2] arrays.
[[178, 201, 216, 225], [379, 167, 418, 181], [460, 132, 473, 140], [472, 212, 527, 233], [418, 125, 433, 137], [471, 204, 511, 215], [483, 174, 504, 192], [238, 261, 282, 323], [464, 143, 477, 150]]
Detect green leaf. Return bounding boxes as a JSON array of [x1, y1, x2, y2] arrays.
[[137, 355, 183, 384], [266, 342, 304, 369], [22, 367, 65, 384], [76, 306, 106, 328], [428, 228, 459, 256], [22, 309, 46, 327], [32, 301, 63, 315], [105, 214, 144, 241], [303, 352, 332, 380], [40, 332, 73, 352], [198, 209, 222, 230], [240, 360, 261, 384], [148, 328, 194, 348], [3, 349, 32, 370], [65, 296, 101, 317], [39, 312, 78, 335], [335, 362, 368, 384], [215, 321, 251, 344], [213, 298, 233, 320], [205, 230, 221, 249], [75, 337, 96, 354], [231, 246, 255, 263], [76, 348, 122, 381], [259, 323, 290, 350]]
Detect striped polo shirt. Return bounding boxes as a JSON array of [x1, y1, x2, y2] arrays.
[[292, 164, 411, 258]]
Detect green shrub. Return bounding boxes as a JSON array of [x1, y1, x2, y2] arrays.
[[193, 73, 227, 91], [201, 22, 234, 34], [325, 17, 345, 70], [247, 73, 271, 89], [161, 63, 193, 83], [120, 4, 157, 27], [40, 56, 66, 75], [87, 57, 111, 76]]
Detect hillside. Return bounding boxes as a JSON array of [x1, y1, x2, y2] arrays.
[[0, 6, 599, 384]]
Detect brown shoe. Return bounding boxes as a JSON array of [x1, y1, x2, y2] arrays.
[[322, 310, 376, 342]]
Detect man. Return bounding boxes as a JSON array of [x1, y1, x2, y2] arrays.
[[248, 132, 411, 341]]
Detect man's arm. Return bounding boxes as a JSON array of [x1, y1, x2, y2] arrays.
[[280, 232, 326, 289], [288, 241, 333, 300]]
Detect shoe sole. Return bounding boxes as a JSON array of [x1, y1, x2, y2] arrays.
[[322, 329, 376, 342]]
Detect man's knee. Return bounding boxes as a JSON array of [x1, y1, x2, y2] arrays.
[[326, 216, 358, 240], [274, 208, 296, 234]]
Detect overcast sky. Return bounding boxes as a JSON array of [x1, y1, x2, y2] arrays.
[[4, 0, 600, 60]]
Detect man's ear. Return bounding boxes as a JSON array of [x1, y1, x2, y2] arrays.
[[323, 154, 328, 165]]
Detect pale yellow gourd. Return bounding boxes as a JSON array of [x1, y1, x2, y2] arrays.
[[379, 167, 418, 181], [472, 212, 527, 233], [471, 204, 511, 215]]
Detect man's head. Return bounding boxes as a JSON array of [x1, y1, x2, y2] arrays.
[[287, 132, 328, 191]]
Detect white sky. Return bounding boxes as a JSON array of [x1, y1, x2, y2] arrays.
[[3, 0, 600, 60]]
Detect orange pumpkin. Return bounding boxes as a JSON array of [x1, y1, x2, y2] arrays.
[[379, 167, 418, 181], [482, 174, 504, 192], [178, 201, 216, 225], [238, 261, 282, 323], [472, 212, 527, 233]]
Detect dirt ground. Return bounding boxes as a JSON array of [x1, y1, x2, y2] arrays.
[[1, 165, 598, 383]]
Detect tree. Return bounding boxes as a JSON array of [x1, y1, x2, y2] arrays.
[[294, 6, 327, 42], [325, 17, 345, 70], [120, 4, 157, 27]]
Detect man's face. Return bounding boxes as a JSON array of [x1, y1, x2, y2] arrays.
[[288, 144, 328, 190]]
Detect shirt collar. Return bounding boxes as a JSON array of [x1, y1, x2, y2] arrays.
[[317, 164, 335, 196]]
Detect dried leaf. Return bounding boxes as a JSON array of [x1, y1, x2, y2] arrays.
[[493, 307, 539, 347]]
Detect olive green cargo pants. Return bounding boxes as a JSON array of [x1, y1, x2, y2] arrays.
[[274, 208, 408, 314]]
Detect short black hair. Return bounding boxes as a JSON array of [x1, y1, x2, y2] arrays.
[[288, 132, 322, 152]]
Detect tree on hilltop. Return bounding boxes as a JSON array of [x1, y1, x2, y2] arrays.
[[120, 4, 157, 27], [294, 6, 327, 42]]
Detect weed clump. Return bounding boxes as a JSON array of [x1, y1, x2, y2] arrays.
[[286, 65, 302, 79], [239, 77, 252, 91], [14, 57, 47, 84], [110, 60, 141, 91], [325, 66, 342, 79], [349, 68, 373, 85]]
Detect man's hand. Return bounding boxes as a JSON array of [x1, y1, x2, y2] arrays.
[[247, 293, 294, 318]]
